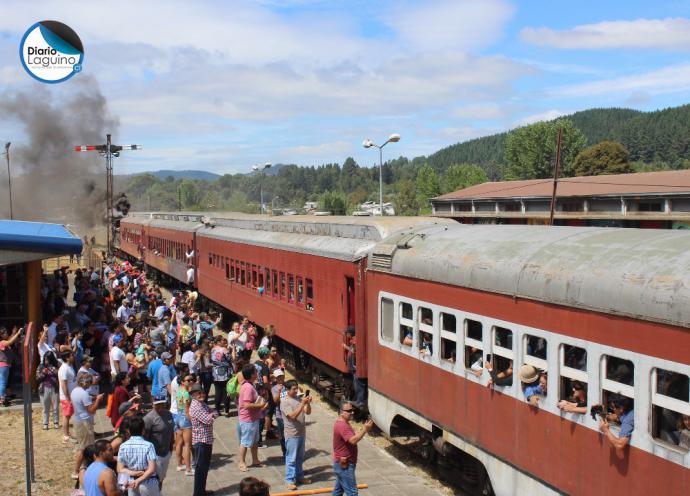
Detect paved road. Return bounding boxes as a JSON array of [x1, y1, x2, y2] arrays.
[[93, 398, 445, 496]]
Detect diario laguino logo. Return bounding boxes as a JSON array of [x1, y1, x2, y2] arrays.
[[20, 20, 84, 84]]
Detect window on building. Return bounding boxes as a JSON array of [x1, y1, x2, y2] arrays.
[[491, 326, 514, 386], [651, 368, 689, 450], [560, 202, 583, 212], [380, 298, 394, 342], [399, 302, 414, 347], [288, 274, 295, 302], [418, 307, 433, 356], [306, 278, 314, 311], [559, 344, 588, 410], [638, 201, 663, 212], [464, 319, 483, 374], [440, 313, 457, 363]]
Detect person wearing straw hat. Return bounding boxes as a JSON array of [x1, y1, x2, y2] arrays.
[[519, 364, 547, 406]]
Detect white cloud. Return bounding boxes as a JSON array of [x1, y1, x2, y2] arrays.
[[553, 63, 690, 98], [385, 0, 514, 51], [520, 18, 690, 50], [518, 109, 567, 126], [450, 103, 507, 120], [282, 140, 352, 157]]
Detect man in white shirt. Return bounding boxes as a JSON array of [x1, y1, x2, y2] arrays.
[[58, 351, 77, 443], [47, 314, 64, 347], [109, 336, 128, 381], [116, 300, 132, 323]]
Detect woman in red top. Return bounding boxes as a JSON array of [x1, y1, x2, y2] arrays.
[[0, 326, 22, 407], [109, 372, 133, 427]]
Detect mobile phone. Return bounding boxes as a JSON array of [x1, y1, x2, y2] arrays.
[[305, 389, 310, 397]]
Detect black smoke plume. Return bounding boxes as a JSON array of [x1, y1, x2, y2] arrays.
[[0, 75, 119, 230]]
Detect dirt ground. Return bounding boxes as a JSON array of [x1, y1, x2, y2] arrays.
[[1, 409, 74, 496]]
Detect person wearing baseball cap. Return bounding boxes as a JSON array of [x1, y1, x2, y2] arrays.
[[157, 352, 175, 401], [144, 395, 176, 490], [109, 335, 128, 382]]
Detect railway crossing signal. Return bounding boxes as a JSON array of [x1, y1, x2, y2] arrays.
[[74, 134, 142, 256]]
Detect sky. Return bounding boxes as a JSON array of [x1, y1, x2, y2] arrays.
[[1, 0, 690, 175]]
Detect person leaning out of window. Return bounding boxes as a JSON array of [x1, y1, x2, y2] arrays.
[[596, 396, 634, 451]]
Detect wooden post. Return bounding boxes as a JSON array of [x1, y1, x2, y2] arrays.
[[271, 484, 368, 496], [548, 128, 563, 226]]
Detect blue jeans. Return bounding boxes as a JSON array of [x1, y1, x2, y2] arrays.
[[276, 417, 286, 456], [284, 436, 305, 483], [333, 462, 358, 496], [0, 366, 9, 398]]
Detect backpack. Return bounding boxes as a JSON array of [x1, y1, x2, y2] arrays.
[[226, 375, 240, 400]]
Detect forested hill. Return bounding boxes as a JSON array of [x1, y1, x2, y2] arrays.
[[427, 105, 690, 179]]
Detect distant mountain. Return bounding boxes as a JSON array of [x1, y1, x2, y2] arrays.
[[124, 170, 221, 181], [426, 104, 690, 179]]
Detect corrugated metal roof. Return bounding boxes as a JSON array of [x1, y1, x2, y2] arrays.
[[434, 169, 690, 201], [0, 220, 82, 265], [370, 224, 690, 328]]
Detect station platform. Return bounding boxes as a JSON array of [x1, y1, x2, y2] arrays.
[[92, 397, 446, 496]]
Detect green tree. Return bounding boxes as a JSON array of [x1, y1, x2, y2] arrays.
[[415, 164, 441, 213], [573, 141, 633, 176], [396, 179, 420, 216], [504, 119, 586, 179], [442, 164, 488, 193], [319, 191, 349, 215], [179, 179, 200, 209], [126, 174, 159, 198]]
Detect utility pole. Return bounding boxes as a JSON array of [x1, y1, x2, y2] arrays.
[[75, 136, 142, 254], [4, 142, 12, 220], [548, 128, 563, 226], [178, 187, 182, 211]]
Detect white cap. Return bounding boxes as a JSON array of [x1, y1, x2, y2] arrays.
[[272, 369, 285, 378]]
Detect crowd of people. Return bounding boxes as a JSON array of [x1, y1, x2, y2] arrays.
[[16, 260, 374, 496]]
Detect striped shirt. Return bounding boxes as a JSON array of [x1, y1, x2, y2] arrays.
[[117, 436, 158, 484], [190, 399, 214, 445]]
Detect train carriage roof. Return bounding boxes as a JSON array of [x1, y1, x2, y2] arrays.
[[369, 224, 690, 328], [199, 214, 453, 262]]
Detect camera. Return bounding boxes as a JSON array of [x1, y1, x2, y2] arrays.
[[590, 404, 606, 421]]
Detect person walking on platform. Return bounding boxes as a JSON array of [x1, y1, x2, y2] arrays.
[[332, 401, 374, 496], [189, 383, 216, 496]]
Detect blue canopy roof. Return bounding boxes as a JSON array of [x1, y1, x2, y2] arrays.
[[0, 220, 82, 254]]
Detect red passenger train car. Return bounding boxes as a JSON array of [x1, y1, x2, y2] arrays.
[[118, 214, 690, 496]]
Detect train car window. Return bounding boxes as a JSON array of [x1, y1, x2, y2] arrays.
[[297, 277, 304, 306], [225, 260, 230, 279], [464, 319, 483, 375], [440, 313, 456, 363], [252, 266, 258, 287], [601, 355, 635, 422], [399, 302, 414, 347], [265, 269, 271, 294], [651, 368, 690, 450], [273, 272, 279, 297], [524, 334, 547, 372], [418, 307, 433, 356], [230, 261, 235, 281], [490, 326, 514, 387], [605, 356, 634, 386], [380, 298, 394, 342], [209, 254, 213, 265], [240, 267, 246, 286], [280, 273, 286, 299], [288, 275, 295, 302], [258, 270, 264, 289], [559, 344, 588, 410], [306, 279, 314, 311]]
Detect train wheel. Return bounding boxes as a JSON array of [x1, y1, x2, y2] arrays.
[[419, 440, 438, 465]]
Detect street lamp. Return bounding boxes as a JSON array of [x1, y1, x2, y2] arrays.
[[252, 162, 272, 214], [3, 142, 12, 220], [363, 133, 399, 215], [271, 196, 281, 215]]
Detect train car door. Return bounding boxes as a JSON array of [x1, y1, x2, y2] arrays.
[[346, 277, 355, 328]]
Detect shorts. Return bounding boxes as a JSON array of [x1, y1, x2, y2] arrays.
[[74, 420, 95, 450], [175, 413, 192, 430], [239, 421, 260, 448], [155, 451, 172, 481], [60, 399, 74, 417]]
